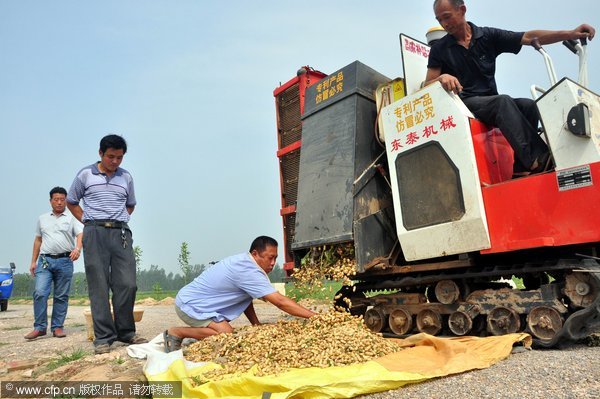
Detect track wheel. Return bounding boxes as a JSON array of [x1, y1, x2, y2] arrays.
[[527, 306, 563, 342], [364, 307, 386, 333], [416, 309, 443, 335], [448, 311, 473, 336], [435, 280, 460, 304], [564, 272, 598, 308], [388, 308, 413, 335], [487, 306, 521, 335]]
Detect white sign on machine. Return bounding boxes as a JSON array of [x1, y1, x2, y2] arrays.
[[380, 82, 491, 261], [400, 34, 430, 97]]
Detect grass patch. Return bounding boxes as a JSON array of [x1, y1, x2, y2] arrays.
[[285, 280, 343, 301], [12, 290, 180, 303], [47, 348, 89, 371], [6, 298, 30, 304], [2, 326, 27, 331], [0, 342, 9, 347], [135, 290, 178, 301], [113, 356, 126, 365], [67, 323, 86, 328]]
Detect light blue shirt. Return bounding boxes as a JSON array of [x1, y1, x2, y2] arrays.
[[176, 252, 277, 322], [36, 212, 83, 254]]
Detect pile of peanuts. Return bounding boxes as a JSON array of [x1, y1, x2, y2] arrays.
[[184, 310, 400, 381], [292, 245, 357, 289]]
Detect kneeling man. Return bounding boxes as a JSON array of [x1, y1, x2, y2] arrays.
[[163, 236, 316, 352]]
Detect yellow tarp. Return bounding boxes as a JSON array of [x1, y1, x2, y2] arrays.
[[146, 333, 531, 399]]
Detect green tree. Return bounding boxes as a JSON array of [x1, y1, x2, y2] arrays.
[[139, 264, 168, 291], [73, 275, 81, 296], [152, 282, 163, 295], [269, 263, 286, 283], [178, 242, 191, 285], [70, 272, 88, 296], [12, 273, 34, 297], [189, 263, 206, 280]]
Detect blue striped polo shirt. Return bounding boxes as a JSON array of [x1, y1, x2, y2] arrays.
[[67, 162, 136, 222]]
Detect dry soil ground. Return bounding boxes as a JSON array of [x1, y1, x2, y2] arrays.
[[0, 299, 287, 383]]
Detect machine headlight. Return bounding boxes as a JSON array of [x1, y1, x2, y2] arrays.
[[567, 103, 591, 137], [1, 279, 12, 286]]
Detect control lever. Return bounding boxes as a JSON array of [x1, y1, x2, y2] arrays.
[[531, 38, 558, 86], [562, 39, 578, 54], [579, 37, 588, 87], [562, 38, 588, 87]]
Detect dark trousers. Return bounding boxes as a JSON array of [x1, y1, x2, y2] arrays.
[[462, 95, 548, 172], [83, 224, 137, 346]]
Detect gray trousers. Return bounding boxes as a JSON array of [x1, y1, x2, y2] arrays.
[[462, 94, 548, 172], [83, 224, 137, 346]]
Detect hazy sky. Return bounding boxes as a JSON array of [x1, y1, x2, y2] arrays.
[[1, 1, 598, 274]]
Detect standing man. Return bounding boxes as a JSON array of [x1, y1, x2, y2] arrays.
[[25, 187, 83, 340], [424, 0, 595, 176], [67, 134, 147, 354], [163, 236, 316, 352]]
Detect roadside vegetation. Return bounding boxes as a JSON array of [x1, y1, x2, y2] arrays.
[[46, 348, 90, 371], [10, 241, 527, 304], [11, 243, 287, 300]]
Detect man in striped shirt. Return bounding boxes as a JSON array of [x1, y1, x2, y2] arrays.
[[67, 134, 147, 354]]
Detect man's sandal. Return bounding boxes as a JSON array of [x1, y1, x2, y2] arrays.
[[163, 330, 183, 353]]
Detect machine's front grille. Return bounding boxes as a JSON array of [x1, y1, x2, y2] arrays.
[[278, 85, 301, 147], [284, 213, 297, 263], [280, 150, 300, 206]]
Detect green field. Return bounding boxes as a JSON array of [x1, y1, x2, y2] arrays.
[[11, 290, 180, 303], [11, 277, 526, 303], [284, 280, 343, 301]]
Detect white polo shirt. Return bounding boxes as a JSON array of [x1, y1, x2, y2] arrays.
[[36, 212, 83, 255]]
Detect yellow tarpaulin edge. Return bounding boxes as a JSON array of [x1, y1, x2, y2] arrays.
[[146, 333, 531, 399]]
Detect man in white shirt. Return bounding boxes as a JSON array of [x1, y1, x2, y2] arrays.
[[25, 187, 83, 340]]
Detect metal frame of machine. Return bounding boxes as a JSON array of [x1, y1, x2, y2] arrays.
[[273, 36, 600, 347]]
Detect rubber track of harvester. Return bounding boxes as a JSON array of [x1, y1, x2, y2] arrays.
[[351, 258, 600, 348], [538, 260, 600, 348]]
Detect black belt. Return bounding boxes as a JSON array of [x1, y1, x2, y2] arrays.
[[85, 220, 128, 229], [42, 252, 71, 259]]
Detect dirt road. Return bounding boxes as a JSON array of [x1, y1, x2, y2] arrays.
[[0, 300, 285, 360], [0, 300, 287, 383]]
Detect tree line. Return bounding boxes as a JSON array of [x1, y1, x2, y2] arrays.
[[10, 243, 286, 298]]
